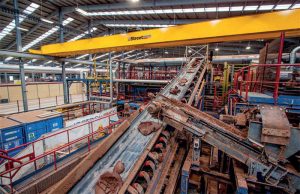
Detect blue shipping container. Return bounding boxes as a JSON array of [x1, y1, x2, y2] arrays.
[[0, 117, 25, 156], [46, 116, 63, 133], [8, 110, 64, 143], [24, 121, 47, 142]]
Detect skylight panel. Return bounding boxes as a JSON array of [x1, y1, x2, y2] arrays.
[[259, 5, 274, 10], [292, 4, 300, 9], [205, 7, 217, 12], [68, 27, 97, 42], [193, 8, 205, 12], [153, 9, 164, 14], [163, 9, 173, 14], [274, 4, 292, 10], [22, 17, 73, 51], [230, 6, 243, 11], [145, 10, 155, 14], [243, 6, 258, 11], [182, 8, 194, 13], [0, 3, 39, 41], [218, 7, 230, 12]]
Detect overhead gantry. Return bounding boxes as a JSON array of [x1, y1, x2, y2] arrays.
[[29, 9, 300, 57]]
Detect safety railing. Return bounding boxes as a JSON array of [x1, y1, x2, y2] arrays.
[[117, 93, 151, 104], [0, 94, 86, 114], [234, 64, 300, 103], [120, 70, 178, 80], [0, 110, 128, 192]]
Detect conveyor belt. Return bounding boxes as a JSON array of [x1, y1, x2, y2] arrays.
[[70, 58, 203, 193]]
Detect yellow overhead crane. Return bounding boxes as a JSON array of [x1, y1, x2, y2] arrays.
[[30, 9, 300, 57]]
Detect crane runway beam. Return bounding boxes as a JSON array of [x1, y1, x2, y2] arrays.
[[29, 9, 300, 57]]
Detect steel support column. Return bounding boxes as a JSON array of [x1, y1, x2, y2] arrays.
[[109, 52, 113, 104], [59, 9, 68, 104], [88, 20, 93, 76], [14, 0, 28, 111], [4, 72, 8, 83]]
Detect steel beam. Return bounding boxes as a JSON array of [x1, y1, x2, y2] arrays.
[[62, 0, 259, 13], [5, 11, 59, 50], [30, 10, 300, 57], [92, 19, 202, 26], [0, 50, 107, 65], [59, 9, 68, 104]]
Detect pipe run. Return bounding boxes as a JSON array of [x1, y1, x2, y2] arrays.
[[290, 46, 300, 64], [0, 50, 107, 66]]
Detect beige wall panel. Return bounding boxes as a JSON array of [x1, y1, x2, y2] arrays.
[[77, 83, 83, 94], [0, 87, 9, 99], [49, 84, 60, 97], [8, 86, 22, 101], [26, 85, 38, 100], [69, 84, 77, 95], [59, 84, 64, 96], [37, 84, 50, 98]]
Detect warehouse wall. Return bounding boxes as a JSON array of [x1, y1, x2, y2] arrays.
[[0, 82, 83, 102]]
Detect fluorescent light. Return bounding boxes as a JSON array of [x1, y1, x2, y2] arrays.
[[75, 8, 88, 15], [76, 54, 89, 59], [292, 4, 300, 9], [41, 18, 54, 24], [215, 48, 219, 51], [246, 46, 251, 50], [100, 50, 135, 62], [244, 6, 258, 11], [22, 17, 74, 51], [68, 27, 97, 42], [5, 57, 13, 61], [73, 63, 82, 67], [0, 3, 39, 40], [165, 51, 169, 54], [188, 50, 192, 53], [259, 5, 274, 10], [131, 0, 139, 2], [45, 60, 52, 64], [18, 27, 29, 31], [230, 6, 243, 11]]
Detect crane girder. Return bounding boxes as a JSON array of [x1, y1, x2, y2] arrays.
[[29, 9, 300, 57]]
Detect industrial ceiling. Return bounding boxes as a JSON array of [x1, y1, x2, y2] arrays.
[[0, 0, 299, 68]]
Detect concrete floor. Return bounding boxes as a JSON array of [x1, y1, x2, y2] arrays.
[[0, 94, 87, 115]]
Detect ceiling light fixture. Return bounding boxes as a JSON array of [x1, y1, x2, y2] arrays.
[[41, 18, 54, 24], [18, 27, 29, 31]]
